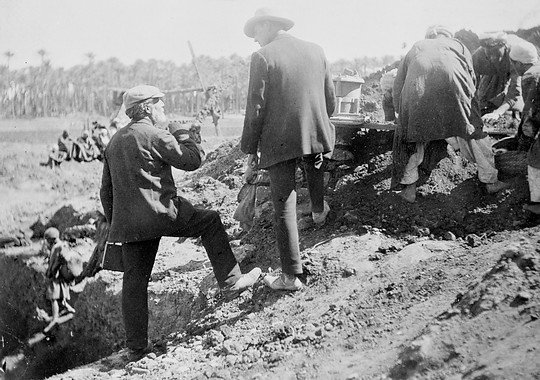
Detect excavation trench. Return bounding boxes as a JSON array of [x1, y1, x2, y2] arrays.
[[0, 240, 209, 380]]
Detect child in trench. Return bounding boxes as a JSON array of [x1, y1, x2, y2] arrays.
[[40, 227, 76, 334]]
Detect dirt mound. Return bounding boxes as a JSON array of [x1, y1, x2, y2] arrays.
[[2, 114, 540, 379]]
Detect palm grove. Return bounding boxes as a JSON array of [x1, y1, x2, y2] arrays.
[[0, 50, 396, 119]]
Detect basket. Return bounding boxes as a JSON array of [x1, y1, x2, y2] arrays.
[[494, 150, 528, 177]]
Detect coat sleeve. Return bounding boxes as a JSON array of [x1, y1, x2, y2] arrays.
[[154, 130, 202, 172], [100, 156, 113, 223], [392, 56, 408, 111], [324, 56, 336, 117], [241, 52, 268, 155], [503, 73, 523, 110]]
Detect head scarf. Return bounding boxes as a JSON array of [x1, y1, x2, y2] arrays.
[[509, 40, 539, 64], [425, 25, 453, 39], [478, 31, 507, 47]]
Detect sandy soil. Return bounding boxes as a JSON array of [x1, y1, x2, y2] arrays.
[[1, 107, 540, 379]]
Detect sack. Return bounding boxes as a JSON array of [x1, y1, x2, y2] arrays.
[[59, 249, 84, 283], [233, 183, 257, 230], [101, 243, 124, 272]]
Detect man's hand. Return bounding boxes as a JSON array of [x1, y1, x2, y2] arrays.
[[189, 122, 202, 144], [244, 154, 259, 183], [522, 119, 537, 138], [482, 112, 501, 122], [168, 121, 190, 140]]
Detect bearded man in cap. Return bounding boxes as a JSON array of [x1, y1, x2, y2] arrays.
[[506, 41, 540, 216], [100, 85, 261, 361], [241, 8, 336, 291]]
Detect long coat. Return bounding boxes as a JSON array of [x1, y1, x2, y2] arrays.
[[393, 37, 483, 143], [241, 33, 336, 169], [100, 118, 202, 243], [522, 63, 540, 168]]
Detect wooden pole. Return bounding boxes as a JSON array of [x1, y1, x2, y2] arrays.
[[187, 41, 207, 92]]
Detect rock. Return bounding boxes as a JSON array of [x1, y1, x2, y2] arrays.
[[466, 234, 482, 247], [342, 267, 357, 277], [517, 291, 532, 301], [443, 231, 456, 241]]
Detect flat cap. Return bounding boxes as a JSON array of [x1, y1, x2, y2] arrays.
[[123, 85, 164, 111]]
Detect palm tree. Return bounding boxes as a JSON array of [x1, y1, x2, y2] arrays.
[[86, 52, 95, 66], [37, 49, 47, 65], [4, 50, 14, 70]]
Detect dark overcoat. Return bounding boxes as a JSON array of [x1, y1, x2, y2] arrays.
[[241, 33, 336, 169], [393, 37, 483, 143], [522, 63, 540, 168], [100, 118, 201, 243]]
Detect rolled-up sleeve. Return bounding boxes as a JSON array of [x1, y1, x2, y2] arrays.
[[241, 52, 268, 155]]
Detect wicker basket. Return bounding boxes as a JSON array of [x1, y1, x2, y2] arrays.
[[494, 150, 528, 177]]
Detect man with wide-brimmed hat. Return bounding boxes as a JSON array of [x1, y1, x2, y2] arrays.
[[241, 8, 336, 291], [101, 84, 261, 361]]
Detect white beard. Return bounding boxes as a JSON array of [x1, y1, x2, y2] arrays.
[[152, 108, 169, 129]]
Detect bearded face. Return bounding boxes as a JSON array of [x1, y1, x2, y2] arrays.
[[149, 99, 168, 128]]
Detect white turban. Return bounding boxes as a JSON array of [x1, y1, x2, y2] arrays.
[[425, 25, 453, 39], [509, 40, 539, 64]]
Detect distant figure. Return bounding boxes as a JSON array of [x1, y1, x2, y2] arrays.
[[41, 130, 72, 168], [57, 130, 74, 160], [241, 8, 336, 291], [195, 86, 222, 136], [91, 121, 111, 158], [40, 227, 76, 334], [72, 130, 100, 162], [392, 25, 509, 203]]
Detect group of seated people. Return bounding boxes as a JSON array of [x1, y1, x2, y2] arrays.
[[43, 122, 114, 168]]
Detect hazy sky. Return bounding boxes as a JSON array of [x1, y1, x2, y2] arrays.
[[1, 0, 539, 69]]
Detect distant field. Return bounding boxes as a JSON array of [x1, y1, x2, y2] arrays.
[[0, 113, 244, 152], [0, 114, 245, 235]]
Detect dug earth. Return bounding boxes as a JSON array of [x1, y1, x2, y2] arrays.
[[1, 123, 539, 379]]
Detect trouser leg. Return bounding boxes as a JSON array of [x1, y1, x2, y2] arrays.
[[172, 208, 241, 288], [528, 166, 540, 202], [447, 136, 498, 184], [122, 238, 160, 351], [302, 153, 325, 213], [268, 159, 302, 275], [400, 142, 425, 185]]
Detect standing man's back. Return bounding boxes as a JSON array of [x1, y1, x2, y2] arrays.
[[241, 8, 335, 291], [242, 33, 335, 168]]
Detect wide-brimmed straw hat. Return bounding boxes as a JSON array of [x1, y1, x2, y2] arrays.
[[244, 8, 294, 38]]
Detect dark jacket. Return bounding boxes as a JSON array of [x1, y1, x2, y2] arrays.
[[100, 118, 201, 242], [241, 33, 336, 169], [472, 46, 522, 113], [393, 37, 483, 143], [522, 63, 540, 168]]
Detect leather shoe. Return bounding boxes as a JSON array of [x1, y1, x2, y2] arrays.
[[263, 273, 303, 291], [312, 201, 330, 225], [221, 267, 262, 300], [127, 342, 153, 362]]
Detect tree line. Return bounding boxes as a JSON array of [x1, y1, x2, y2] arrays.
[[0, 51, 397, 120]]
